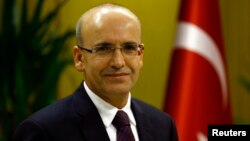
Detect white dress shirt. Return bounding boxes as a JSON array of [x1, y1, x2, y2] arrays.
[[84, 82, 139, 141]]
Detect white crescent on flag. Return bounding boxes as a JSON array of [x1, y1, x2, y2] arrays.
[[174, 22, 228, 107]]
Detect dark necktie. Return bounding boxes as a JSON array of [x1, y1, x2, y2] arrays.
[[112, 110, 135, 141]]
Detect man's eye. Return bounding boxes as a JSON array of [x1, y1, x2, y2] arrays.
[[95, 46, 112, 52], [123, 44, 137, 51]]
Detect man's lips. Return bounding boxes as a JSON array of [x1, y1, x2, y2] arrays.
[[101, 67, 132, 78], [105, 73, 129, 77]]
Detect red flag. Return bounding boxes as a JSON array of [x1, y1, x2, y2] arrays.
[[163, 0, 233, 140]]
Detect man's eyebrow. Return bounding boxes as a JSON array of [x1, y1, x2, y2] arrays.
[[94, 41, 137, 47], [122, 41, 137, 45], [94, 42, 113, 47]]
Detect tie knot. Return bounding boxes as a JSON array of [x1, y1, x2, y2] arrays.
[[112, 110, 130, 129]]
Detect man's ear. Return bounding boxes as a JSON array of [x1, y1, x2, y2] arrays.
[[73, 46, 85, 72]]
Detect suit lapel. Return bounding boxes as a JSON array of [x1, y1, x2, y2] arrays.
[[72, 84, 110, 141], [131, 99, 153, 141]]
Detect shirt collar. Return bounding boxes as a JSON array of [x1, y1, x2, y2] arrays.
[[83, 82, 136, 128]]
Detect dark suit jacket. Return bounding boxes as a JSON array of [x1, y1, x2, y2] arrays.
[[13, 84, 178, 141]]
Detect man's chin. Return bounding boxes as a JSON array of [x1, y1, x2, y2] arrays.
[[105, 85, 131, 95]]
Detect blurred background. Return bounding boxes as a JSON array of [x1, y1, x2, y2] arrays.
[[0, 0, 249, 141]]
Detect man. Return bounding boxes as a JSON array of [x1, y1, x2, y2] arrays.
[[13, 3, 178, 141]]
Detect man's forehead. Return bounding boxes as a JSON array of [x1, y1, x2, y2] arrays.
[[87, 6, 138, 23], [76, 4, 141, 47], [81, 6, 140, 33], [81, 4, 138, 24]]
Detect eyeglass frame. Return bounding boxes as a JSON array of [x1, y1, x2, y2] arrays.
[[77, 42, 144, 58]]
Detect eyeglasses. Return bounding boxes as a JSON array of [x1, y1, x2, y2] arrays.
[[78, 42, 144, 59]]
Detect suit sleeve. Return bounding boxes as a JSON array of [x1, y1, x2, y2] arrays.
[[13, 119, 49, 141]]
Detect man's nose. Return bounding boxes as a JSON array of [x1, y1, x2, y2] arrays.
[[109, 48, 125, 69]]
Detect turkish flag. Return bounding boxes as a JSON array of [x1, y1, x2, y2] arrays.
[[163, 0, 233, 141]]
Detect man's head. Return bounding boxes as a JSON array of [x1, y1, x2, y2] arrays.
[[73, 3, 144, 107]]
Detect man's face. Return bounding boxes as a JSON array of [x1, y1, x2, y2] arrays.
[[80, 11, 143, 100]]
